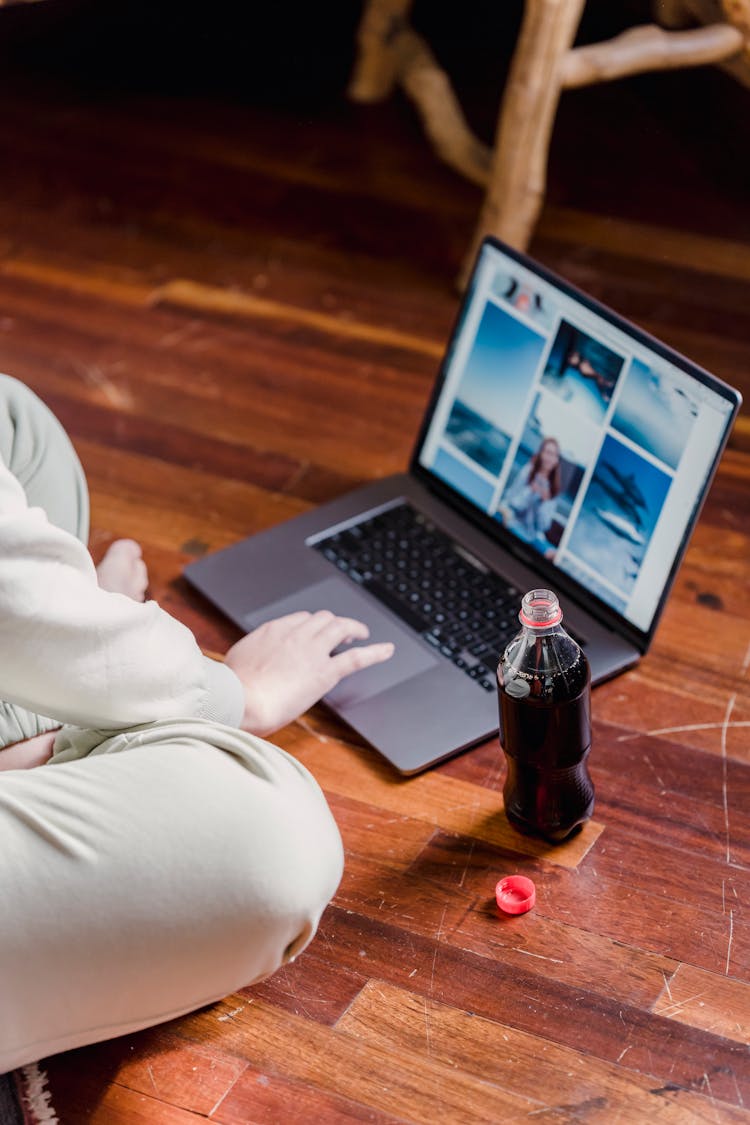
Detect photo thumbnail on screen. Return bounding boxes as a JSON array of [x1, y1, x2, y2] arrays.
[[444, 300, 545, 476], [542, 321, 625, 424], [496, 392, 599, 560], [566, 433, 673, 597], [491, 269, 555, 331], [612, 357, 699, 471]]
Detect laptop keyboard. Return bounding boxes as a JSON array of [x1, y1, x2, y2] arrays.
[[313, 502, 524, 692]]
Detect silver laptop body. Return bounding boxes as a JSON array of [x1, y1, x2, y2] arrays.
[[185, 238, 741, 774]]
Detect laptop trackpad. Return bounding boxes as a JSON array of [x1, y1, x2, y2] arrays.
[[242, 576, 439, 707]]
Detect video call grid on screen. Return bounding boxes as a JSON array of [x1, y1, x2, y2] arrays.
[[418, 243, 734, 633]]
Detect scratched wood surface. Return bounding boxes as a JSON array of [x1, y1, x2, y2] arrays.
[[1, 6, 749, 1121]]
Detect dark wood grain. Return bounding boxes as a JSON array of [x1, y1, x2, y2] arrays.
[[0, 12, 748, 1121]]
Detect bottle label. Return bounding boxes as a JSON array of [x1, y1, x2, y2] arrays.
[[499, 684, 591, 769]]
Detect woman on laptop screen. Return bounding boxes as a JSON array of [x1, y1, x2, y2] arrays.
[[499, 436, 561, 558]]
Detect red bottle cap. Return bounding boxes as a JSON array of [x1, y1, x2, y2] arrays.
[[495, 875, 536, 915]]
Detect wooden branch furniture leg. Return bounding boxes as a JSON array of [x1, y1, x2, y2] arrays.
[[350, 0, 749, 286], [348, 0, 415, 102], [459, 0, 586, 286], [561, 21, 744, 86], [396, 29, 492, 187], [350, 0, 492, 187]]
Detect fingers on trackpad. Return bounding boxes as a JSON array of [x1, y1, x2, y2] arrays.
[[243, 576, 438, 703]]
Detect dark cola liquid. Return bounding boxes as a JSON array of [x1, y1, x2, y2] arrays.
[[498, 647, 594, 843]]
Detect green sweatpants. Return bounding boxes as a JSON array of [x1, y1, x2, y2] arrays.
[[0, 376, 344, 1073]]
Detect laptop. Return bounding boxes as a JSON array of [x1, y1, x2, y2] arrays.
[[184, 237, 741, 774]]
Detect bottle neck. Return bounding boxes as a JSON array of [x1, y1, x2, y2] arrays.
[[518, 589, 563, 630]]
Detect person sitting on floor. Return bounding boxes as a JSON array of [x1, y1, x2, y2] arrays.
[[0, 373, 394, 1074]]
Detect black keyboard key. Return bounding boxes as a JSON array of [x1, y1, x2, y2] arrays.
[[314, 503, 524, 677], [361, 578, 431, 634]]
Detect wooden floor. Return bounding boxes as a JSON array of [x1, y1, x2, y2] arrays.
[[1, 8, 750, 1121]]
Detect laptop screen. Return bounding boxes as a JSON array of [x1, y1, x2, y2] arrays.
[[416, 240, 739, 638]]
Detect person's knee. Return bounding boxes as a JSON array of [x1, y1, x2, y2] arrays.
[[248, 793, 344, 966], [46, 731, 344, 989], [0, 372, 89, 538], [181, 739, 344, 979], [237, 767, 344, 964], [0, 734, 344, 1068]]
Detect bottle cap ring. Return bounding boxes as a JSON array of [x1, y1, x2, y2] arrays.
[[519, 589, 563, 628], [519, 603, 562, 628], [495, 875, 536, 915]]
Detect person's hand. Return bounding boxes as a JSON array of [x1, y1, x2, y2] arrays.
[[224, 610, 395, 736], [531, 477, 550, 501]]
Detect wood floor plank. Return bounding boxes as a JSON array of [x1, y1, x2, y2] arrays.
[[543, 248, 750, 343], [1, 257, 158, 306], [325, 793, 437, 869], [539, 206, 750, 283], [241, 954, 367, 1027], [333, 849, 476, 944], [652, 963, 750, 1045], [546, 815, 750, 920], [338, 980, 750, 1123], [589, 768, 750, 873], [43, 1048, 208, 1125], [50, 1031, 248, 1117], [461, 863, 746, 981], [211, 1064, 406, 1125], [287, 736, 603, 868], [593, 671, 750, 761], [586, 720, 750, 813], [312, 908, 750, 1107], [173, 996, 540, 1124], [157, 280, 446, 359], [38, 389, 329, 497], [399, 830, 749, 978], [335, 846, 676, 1008], [78, 441, 309, 549], [0, 201, 460, 342], [0, 309, 431, 481]]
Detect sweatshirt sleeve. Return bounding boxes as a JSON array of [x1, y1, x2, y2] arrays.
[[0, 459, 245, 731]]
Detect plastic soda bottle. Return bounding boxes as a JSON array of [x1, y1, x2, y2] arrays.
[[497, 588, 594, 843]]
